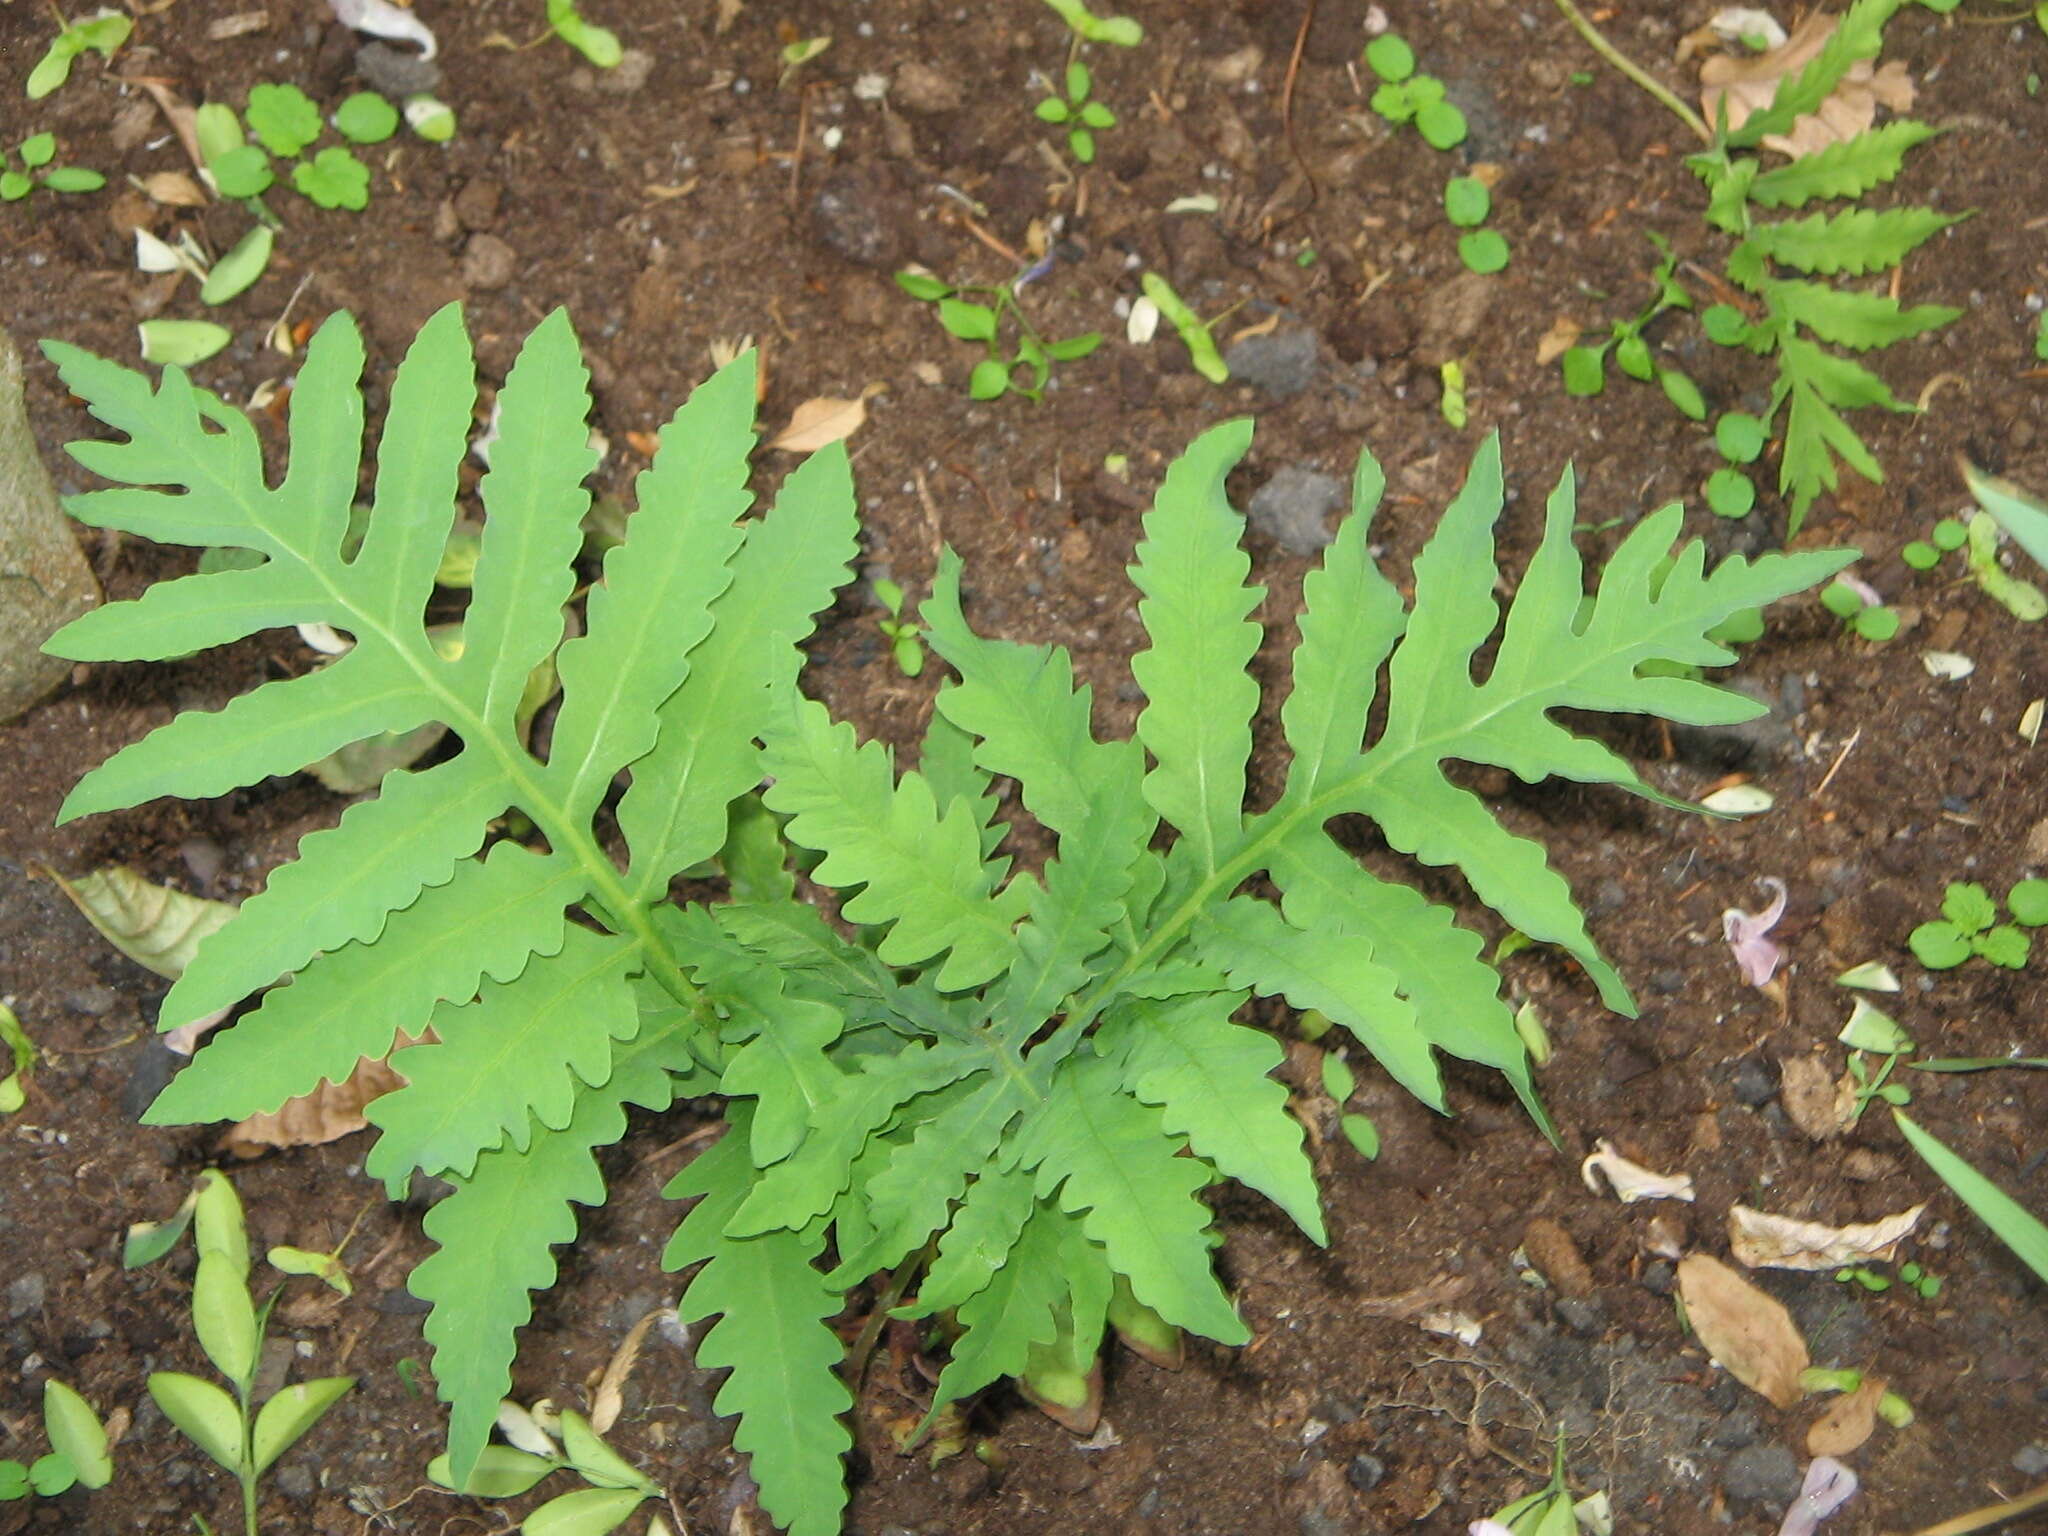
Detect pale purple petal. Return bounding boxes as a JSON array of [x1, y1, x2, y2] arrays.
[[1723, 876, 1789, 988], [1776, 1457, 1857, 1536], [1837, 572, 1884, 608]]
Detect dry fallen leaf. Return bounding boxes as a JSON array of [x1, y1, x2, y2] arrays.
[[136, 171, 208, 207], [1581, 1137, 1697, 1203], [1536, 315, 1582, 366], [221, 1033, 424, 1155], [766, 383, 885, 453], [1728, 1203, 1925, 1271], [1699, 13, 1916, 160], [715, 0, 744, 33], [1778, 1053, 1854, 1141], [1807, 1375, 1884, 1458], [1678, 1252, 1811, 1408], [590, 1307, 665, 1434]]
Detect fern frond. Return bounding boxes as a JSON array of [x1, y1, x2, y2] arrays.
[[1726, 0, 1907, 149], [1775, 333, 1906, 515], [1013, 1055, 1248, 1344], [1107, 990, 1324, 1242], [1766, 280, 1960, 352], [916, 707, 1007, 860], [1193, 896, 1438, 1108], [718, 971, 849, 1168], [916, 1193, 1069, 1414], [666, 1120, 854, 1536], [1747, 120, 1939, 207], [145, 842, 581, 1125], [363, 926, 641, 1183], [1748, 207, 1962, 277], [418, 1017, 700, 1487], [1128, 419, 1263, 877], [618, 446, 859, 901], [762, 696, 1032, 991]]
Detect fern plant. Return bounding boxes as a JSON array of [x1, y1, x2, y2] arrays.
[[46, 306, 1850, 1536]]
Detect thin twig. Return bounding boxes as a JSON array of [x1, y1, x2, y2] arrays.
[[1552, 0, 1712, 144], [1811, 726, 1862, 800], [1272, 0, 1321, 233]]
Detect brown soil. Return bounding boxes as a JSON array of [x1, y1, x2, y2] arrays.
[[4, 1, 2047, 1533]]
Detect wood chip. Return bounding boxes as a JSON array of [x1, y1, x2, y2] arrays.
[[138, 171, 209, 207], [206, 9, 269, 39], [1677, 1252, 1810, 1408]]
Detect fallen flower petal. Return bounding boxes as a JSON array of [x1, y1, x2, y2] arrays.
[[327, 0, 437, 59], [1728, 1203, 1925, 1271], [1723, 875, 1788, 988], [1470, 1524, 1515, 1536], [1581, 1137, 1697, 1203], [1777, 1457, 1856, 1536]]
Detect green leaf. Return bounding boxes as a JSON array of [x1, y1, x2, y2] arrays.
[[136, 320, 233, 366], [1941, 882, 1998, 933], [414, 1019, 700, 1486], [762, 695, 1032, 992], [148, 1372, 245, 1474], [1129, 419, 1263, 877], [251, 1377, 354, 1474], [47, 865, 235, 981], [919, 1194, 1071, 1415], [2008, 879, 2048, 927], [200, 224, 274, 306], [192, 1249, 259, 1387], [27, 1454, 75, 1497], [1715, 412, 1768, 464], [549, 0, 623, 66], [0, 170, 32, 201], [895, 270, 951, 300], [1457, 229, 1509, 273], [1705, 468, 1756, 518], [192, 1169, 249, 1277], [1444, 176, 1489, 227], [427, 1445, 558, 1497], [1658, 368, 1706, 420], [1748, 120, 1940, 207], [968, 357, 1010, 399], [523, 1486, 650, 1536], [246, 82, 323, 156], [20, 132, 56, 168], [1728, 0, 1908, 147], [1560, 346, 1606, 396], [43, 165, 104, 193], [292, 145, 370, 209], [1974, 924, 2030, 969], [1894, 1110, 2048, 1284], [365, 925, 642, 1181], [1908, 919, 1970, 968], [557, 1411, 656, 1493], [716, 971, 849, 1170], [210, 144, 274, 199], [938, 299, 998, 341], [1416, 101, 1468, 150], [333, 91, 399, 144], [665, 1124, 854, 1536], [1013, 1055, 1249, 1344], [1748, 207, 1963, 277], [41, 1382, 111, 1490], [0, 1460, 27, 1499], [1113, 991, 1324, 1241], [1364, 34, 1415, 83], [1962, 459, 2048, 577], [1765, 280, 1959, 351]]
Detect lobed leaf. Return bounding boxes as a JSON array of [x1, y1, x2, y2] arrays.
[[1726, 0, 1907, 149], [1766, 280, 1960, 352], [1747, 120, 1939, 207], [1748, 207, 1962, 277]]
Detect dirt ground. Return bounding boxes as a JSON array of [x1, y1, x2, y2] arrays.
[[3, 0, 2047, 1532]]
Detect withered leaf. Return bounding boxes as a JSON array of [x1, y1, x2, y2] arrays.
[[1678, 1252, 1811, 1408], [766, 384, 884, 453], [1699, 13, 1916, 161], [1807, 1374, 1884, 1458], [1728, 1203, 1925, 1271]]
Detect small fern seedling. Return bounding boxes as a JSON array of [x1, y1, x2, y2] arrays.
[[49, 305, 1851, 1536]]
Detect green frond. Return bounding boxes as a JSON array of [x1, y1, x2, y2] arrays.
[[1193, 895, 1439, 1109], [1747, 120, 1939, 207], [665, 1121, 854, 1536], [47, 561, 331, 662], [897, 1158, 1036, 1318], [420, 1016, 699, 1487], [1013, 1055, 1247, 1344], [717, 971, 850, 1168], [618, 445, 860, 901], [1129, 419, 1263, 875], [917, 1193, 1068, 1413], [158, 755, 504, 1028], [763, 696, 1032, 992], [1748, 207, 1962, 277], [1726, 0, 1906, 148], [546, 353, 755, 823], [364, 926, 642, 1183], [1108, 990, 1325, 1243], [917, 707, 1007, 860], [1766, 280, 1960, 352], [143, 843, 579, 1125]]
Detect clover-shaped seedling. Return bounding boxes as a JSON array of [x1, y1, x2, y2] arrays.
[[1043, 0, 1142, 46], [1443, 176, 1510, 274], [246, 82, 322, 156], [26, 8, 130, 100], [547, 0, 623, 66], [2, 133, 105, 201], [0, 1381, 112, 1502], [896, 267, 1102, 402], [1036, 60, 1117, 164], [1908, 880, 2048, 970], [873, 579, 926, 677], [1818, 573, 1900, 643], [1364, 33, 1467, 149], [293, 145, 371, 210]]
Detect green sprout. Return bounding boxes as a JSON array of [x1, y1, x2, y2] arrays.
[[1894, 1110, 2048, 1287], [404, 95, 458, 142], [2037, 310, 2048, 361], [1799, 1367, 1915, 1425], [1318, 1050, 1379, 1160], [1439, 360, 1469, 429], [896, 267, 1102, 402], [0, 1001, 32, 1114], [292, 146, 371, 210], [427, 1403, 660, 1525], [245, 83, 322, 157], [1036, 60, 1117, 164], [1818, 575, 1900, 643], [547, 0, 622, 66], [137, 1171, 355, 1536], [26, 8, 130, 100], [1363, 33, 1467, 148], [1833, 1263, 1892, 1293], [1897, 1261, 1942, 1300], [2, 133, 105, 201], [1138, 270, 1228, 384], [1561, 235, 1703, 425], [1906, 470, 2048, 621], [873, 580, 926, 677], [1909, 880, 2046, 970], [333, 91, 400, 145], [0, 1381, 113, 1501], [1041, 0, 1142, 47]]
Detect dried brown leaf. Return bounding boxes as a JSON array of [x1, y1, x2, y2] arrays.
[[1698, 13, 1918, 160], [139, 171, 209, 207], [1677, 1252, 1810, 1408], [1536, 315, 1582, 367], [129, 79, 207, 180], [1778, 1053, 1853, 1141], [220, 1032, 425, 1155], [715, 0, 744, 34], [590, 1308, 664, 1434], [1728, 1203, 1925, 1271], [766, 384, 883, 453], [1807, 1374, 1884, 1458]]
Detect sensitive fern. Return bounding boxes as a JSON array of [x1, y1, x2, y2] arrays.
[[48, 308, 1850, 1536]]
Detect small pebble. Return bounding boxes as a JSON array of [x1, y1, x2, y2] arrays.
[[1224, 329, 1319, 398], [2015, 1445, 2048, 1477], [1722, 1443, 1801, 1505], [6, 1272, 46, 1319], [1345, 1453, 1385, 1492], [1554, 1296, 1606, 1337], [1247, 467, 1344, 555], [1729, 1055, 1778, 1108], [461, 234, 517, 291]]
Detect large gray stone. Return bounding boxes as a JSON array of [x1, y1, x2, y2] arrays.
[[0, 328, 99, 721], [1224, 328, 1319, 398], [1248, 466, 1345, 555]]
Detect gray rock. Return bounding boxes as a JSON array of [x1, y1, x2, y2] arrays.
[[123, 1036, 184, 1122], [274, 1463, 315, 1499], [1730, 1055, 1778, 1108], [2015, 1445, 2048, 1477], [1225, 329, 1319, 398], [1638, 1259, 1676, 1296], [1670, 680, 1799, 768], [1711, 1407, 1760, 1449], [1297, 1513, 1350, 1536], [1248, 467, 1344, 555], [6, 1271, 46, 1319], [65, 985, 119, 1017], [354, 41, 440, 97], [1722, 1443, 1801, 1505], [597, 48, 654, 94], [1554, 1297, 1606, 1337], [1345, 1453, 1385, 1492], [810, 168, 911, 270], [462, 234, 518, 292]]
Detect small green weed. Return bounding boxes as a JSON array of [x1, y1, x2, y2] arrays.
[[1894, 1110, 2048, 1286], [1443, 176, 1510, 274], [26, 8, 130, 100], [131, 1172, 355, 1536], [873, 579, 927, 677], [1137, 271, 1229, 383], [198, 83, 447, 215], [1801, 1366, 1916, 1420], [0, 1381, 112, 1502], [428, 1399, 662, 1527], [896, 267, 1102, 400], [1817, 573, 1900, 642], [547, 0, 622, 66], [1908, 880, 2048, 970], [2036, 309, 2048, 361], [1363, 33, 1468, 148], [2, 133, 104, 201], [1042, 0, 1142, 47], [0, 1000, 34, 1113], [1560, 235, 1709, 433], [1036, 60, 1117, 164], [1902, 511, 2047, 621]]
